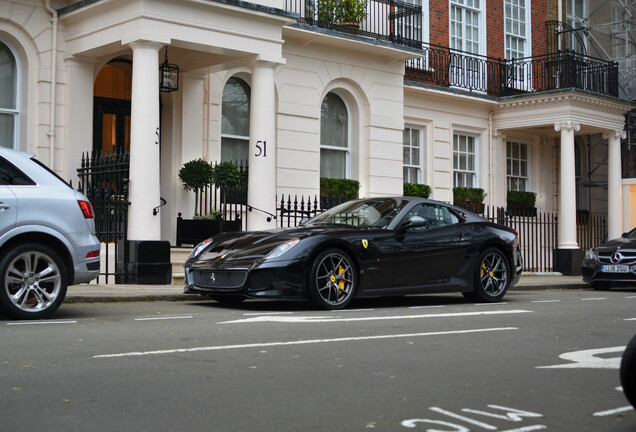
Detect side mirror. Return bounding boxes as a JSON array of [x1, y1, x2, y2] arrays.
[[399, 215, 429, 231], [623, 232, 629, 238]]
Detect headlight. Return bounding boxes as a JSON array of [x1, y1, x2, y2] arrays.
[[266, 239, 300, 260], [191, 238, 213, 259], [584, 248, 598, 261]]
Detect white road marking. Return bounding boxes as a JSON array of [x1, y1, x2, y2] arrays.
[[218, 309, 532, 324], [536, 346, 625, 369], [428, 407, 497, 430], [332, 309, 375, 312], [593, 406, 634, 417], [6, 320, 77, 326], [582, 297, 606, 301], [626, 318, 636, 321], [626, 296, 636, 299], [134, 315, 193, 321], [474, 302, 508, 306], [409, 305, 445, 309], [243, 312, 293, 316], [93, 327, 518, 359], [531, 300, 560, 303]]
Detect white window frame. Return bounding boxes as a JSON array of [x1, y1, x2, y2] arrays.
[[0, 41, 19, 150], [449, 0, 487, 90], [566, 0, 588, 54], [453, 132, 478, 188], [320, 92, 351, 179], [506, 140, 529, 191], [403, 126, 423, 184], [504, 0, 532, 89]]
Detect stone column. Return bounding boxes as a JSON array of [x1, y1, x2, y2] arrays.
[[555, 121, 580, 249], [128, 41, 163, 241], [247, 61, 277, 230], [603, 129, 626, 240], [553, 121, 583, 276]]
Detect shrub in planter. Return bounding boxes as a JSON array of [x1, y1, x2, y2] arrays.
[[320, 177, 360, 209], [211, 161, 242, 217], [178, 158, 214, 216], [453, 187, 486, 213], [318, 0, 368, 25], [404, 183, 431, 198], [453, 187, 486, 204], [507, 190, 536, 208]]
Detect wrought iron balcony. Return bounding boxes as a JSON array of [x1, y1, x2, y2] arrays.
[[405, 44, 619, 98], [285, 0, 423, 48]]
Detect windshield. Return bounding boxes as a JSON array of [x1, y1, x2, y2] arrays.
[[305, 198, 405, 229]]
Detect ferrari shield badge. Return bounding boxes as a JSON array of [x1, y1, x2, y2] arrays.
[[362, 239, 369, 249]]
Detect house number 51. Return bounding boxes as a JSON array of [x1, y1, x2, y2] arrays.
[[255, 140, 267, 157]]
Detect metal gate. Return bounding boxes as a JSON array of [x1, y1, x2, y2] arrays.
[[77, 151, 130, 283]]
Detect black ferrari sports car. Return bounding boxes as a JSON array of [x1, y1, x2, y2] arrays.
[[183, 197, 523, 309], [582, 227, 636, 290]]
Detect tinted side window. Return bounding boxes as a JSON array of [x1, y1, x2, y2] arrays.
[[406, 203, 459, 231], [0, 157, 35, 186]]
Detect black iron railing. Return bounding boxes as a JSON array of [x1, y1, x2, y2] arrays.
[[286, 0, 423, 48], [77, 150, 130, 283], [405, 45, 619, 98]]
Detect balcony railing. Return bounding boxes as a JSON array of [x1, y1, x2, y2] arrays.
[[405, 44, 619, 98], [285, 0, 423, 48]]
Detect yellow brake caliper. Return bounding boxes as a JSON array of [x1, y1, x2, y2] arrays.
[[337, 265, 345, 295]]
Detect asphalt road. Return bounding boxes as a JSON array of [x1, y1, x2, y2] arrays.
[[2, 288, 635, 432]]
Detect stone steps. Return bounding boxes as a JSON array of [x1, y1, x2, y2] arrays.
[[171, 247, 192, 285]]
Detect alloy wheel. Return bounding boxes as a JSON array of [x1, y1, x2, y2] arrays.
[[479, 251, 509, 297], [4, 251, 63, 314], [314, 251, 355, 307]]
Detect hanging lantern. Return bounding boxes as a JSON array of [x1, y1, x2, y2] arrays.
[[159, 46, 179, 93]]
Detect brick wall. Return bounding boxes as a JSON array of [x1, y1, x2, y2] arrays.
[[427, 0, 549, 58]]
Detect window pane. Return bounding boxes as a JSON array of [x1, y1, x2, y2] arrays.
[[0, 113, 13, 148], [221, 137, 249, 163], [320, 148, 346, 179], [321, 93, 348, 148], [222, 77, 250, 137], [0, 43, 16, 109]]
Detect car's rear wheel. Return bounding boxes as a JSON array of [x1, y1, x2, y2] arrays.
[[309, 248, 357, 310], [621, 333, 636, 409], [463, 247, 510, 303], [0, 243, 68, 320]]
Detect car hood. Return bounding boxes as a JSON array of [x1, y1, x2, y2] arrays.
[[187, 225, 364, 269], [596, 236, 636, 251]]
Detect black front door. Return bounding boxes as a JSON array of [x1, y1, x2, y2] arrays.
[[93, 97, 131, 155]]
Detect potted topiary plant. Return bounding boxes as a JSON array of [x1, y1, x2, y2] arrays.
[[211, 161, 243, 232], [507, 190, 537, 217], [453, 187, 486, 214], [176, 158, 219, 246]]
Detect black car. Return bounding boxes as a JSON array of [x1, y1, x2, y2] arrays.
[[184, 197, 523, 309], [582, 228, 636, 290]]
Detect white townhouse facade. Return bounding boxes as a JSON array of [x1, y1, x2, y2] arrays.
[[1, 0, 634, 278]]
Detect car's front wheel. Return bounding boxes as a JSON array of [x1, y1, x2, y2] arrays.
[[463, 247, 510, 303], [0, 243, 68, 320], [308, 248, 357, 310]]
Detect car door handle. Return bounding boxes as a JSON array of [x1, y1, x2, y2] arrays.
[[0, 202, 10, 211]]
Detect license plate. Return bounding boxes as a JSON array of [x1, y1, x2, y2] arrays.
[[601, 265, 629, 273]]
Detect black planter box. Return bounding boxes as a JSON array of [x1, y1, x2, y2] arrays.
[[116, 240, 172, 284], [506, 206, 537, 217], [176, 217, 242, 246]]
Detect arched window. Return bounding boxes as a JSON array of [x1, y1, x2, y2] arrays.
[[221, 77, 250, 163], [320, 92, 349, 178], [0, 42, 17, 149]]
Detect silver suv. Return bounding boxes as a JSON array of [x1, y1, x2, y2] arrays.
[[0, 148, 100, 319]]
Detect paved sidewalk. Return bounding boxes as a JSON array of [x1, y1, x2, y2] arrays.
[[64, 273, 591, 303]]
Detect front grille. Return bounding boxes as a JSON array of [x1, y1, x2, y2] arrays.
[[191, 270, 247, 289], [247, 272, 276, 292], [598, 250, 636, 265]]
